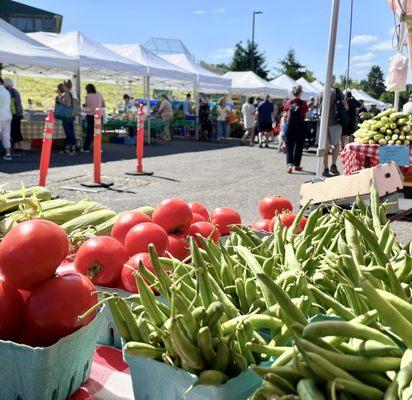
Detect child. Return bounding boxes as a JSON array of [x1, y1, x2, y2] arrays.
[[278, 113, 287, 153]]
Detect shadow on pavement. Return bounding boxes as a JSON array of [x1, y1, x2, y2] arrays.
[[0, 140, 239, 175]]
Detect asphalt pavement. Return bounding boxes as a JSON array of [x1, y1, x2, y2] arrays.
[[0, 138, 410, 243]]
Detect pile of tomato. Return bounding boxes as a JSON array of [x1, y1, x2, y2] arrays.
[[0, 194, 300, 348]]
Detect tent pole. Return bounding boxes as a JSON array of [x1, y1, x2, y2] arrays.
[[194, 80, 199, 141], [145, 76, 151, 144], [315, 0, 340, 181], [394, 91, 400, 111]]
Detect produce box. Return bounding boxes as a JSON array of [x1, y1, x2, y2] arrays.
[[96, 286, 131, 348], [125, 353, 270, 400], [0, 309, 103, 400], [300, 161, 403, 206]]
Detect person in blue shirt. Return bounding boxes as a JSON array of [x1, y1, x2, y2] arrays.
[[183, 93, 193, 116], [256, 95, 275, 148]]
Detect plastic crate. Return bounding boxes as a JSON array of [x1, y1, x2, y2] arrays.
[[125, 354, 270, 400], [124, 137, 137, 145], [0, 309, 103, 400]]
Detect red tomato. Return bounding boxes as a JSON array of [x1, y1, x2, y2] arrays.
[[191, 212, 206, 224], [111, 211, 151, 244], [259, 195, 293, 219], [269, 213, 307, 233], [121, 253, 156, 293], [23, 273, 97, 346], [124, 222, 169, 257], [74, 236, 128, 287], [0, 220, 69, 290], [166, 235, 190, 260], [0, 279, 24, 340], [210, 207, 242, 236], [251, 219, 271, 232], [188, 202, 210, 221], [152, 198, 193, 235], [188, 222, 221, 247]]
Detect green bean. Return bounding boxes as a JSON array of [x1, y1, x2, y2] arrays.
[[124, 341, 164, 360], [386, 264, 408, 301], [246, 343, 289, 357], [116, 297, 143, 342], [149, 244, 172, 300], [297, 378, 326, 400], [396, 363, 412, 398], [352, 340, 402, 357], [360, 277, 412, 348], [333, 378, 383, 400], [191, 370, 229, 387], [235, 278, 248, 313], [352, 371, 391, 391], [208, 273, 240, 319], [285, 243, 301, 271], [203, 301, 224, 332], [197, 326, 216, 365], [107, 296, 131, 342], [213, 339, 230, 373], [370, 182, 382, 235], [303, 207, 321, 240], [264, 373, 296, 394], [344, 217, 365, 269], [296, 337, 401, 372], [302, 320, 396, 346], [383, 380, 399, 400], [313, 224, 336, 257]]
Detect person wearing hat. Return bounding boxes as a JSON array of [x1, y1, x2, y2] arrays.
[[4, 78, 24, 155], [283, 85, 308, 173], [0, 78, 12, 161], [403, 94, 412, 114]]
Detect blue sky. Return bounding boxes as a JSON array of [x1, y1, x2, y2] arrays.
[[23, 0, 397, 82]]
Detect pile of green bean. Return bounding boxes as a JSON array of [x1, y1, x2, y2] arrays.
[[105, 185, 412, 398]]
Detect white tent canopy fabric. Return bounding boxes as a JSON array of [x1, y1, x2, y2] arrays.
[[160, 53, 230, 92], [223, 71, 288, 98], [28, 31, 146, 79], [311, 80, 325, 93], [0, 18, 77, 74], [296, 77, 319, 99], [104, 44, 195, 83], [270, 74, 297, 95], [350, 88, 387, 108]]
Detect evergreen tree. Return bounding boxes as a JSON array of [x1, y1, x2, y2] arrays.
[[229, 41, 269, 79], [360, 65, 386, 98], [276, 49, 312, 80]]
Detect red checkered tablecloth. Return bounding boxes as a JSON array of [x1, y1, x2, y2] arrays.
[[21, 120, 82, 140], [341, 143, 412, 175], [69, 346, 133, 400]]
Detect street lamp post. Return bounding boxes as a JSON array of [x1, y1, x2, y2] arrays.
[[251, 11, 263, 72]]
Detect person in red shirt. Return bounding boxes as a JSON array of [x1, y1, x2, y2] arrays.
[[283, 85, 308, 173]]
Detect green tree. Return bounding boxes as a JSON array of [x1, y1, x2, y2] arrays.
[[275, 49, 314, 81], [380, 84, 411, 108], [229, 41, 269, 79], [336, 75, 361, 91], [360, 65, 386, 98]]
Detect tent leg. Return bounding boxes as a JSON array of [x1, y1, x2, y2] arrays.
[[145, 77, 151, 144], [194, 81, 199, 141], [315, 0, 340, 181], [394, 91, 400, 111]]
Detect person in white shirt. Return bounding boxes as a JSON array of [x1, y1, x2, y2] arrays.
[[216, 97, 231, 143], [240, 96, 255, 146], [402, 95, 412, 114], [0, 78, 12, 161], [157, 94, 174, 140]]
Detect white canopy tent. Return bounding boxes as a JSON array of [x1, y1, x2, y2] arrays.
[[223, 71, 288, 98], [28, 31, 147, 81], [270, 74, 297, 97], [350, 88, 387, 108], [311, 80, 325, 93], [0, 18, 77, 75], [160, 53, 231, 93], [296, 77, 319, 99]]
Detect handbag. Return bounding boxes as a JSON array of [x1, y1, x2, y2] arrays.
[[54, 102, 73, 120]]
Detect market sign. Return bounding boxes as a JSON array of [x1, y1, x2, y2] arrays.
[[378, 145, 410, 166]]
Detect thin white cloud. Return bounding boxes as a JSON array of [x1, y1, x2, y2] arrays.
[[351, 35, 378, 45], [194, 10, 206, 15], [213, 8, 226, 14], [352, 69, 368, 78], [210, 48, 234, 60], [352, 61, 374, 68], [336, 43, 344, 49], [369, 39, 393, 51], [351, 52, 375, 63]]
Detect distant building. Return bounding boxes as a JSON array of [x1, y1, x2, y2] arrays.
[[0, 0, 62, 33]]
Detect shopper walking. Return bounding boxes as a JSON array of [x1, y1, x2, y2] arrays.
[[0, 78, 12, 161], [283, 85, 308, 173], [317, 75, 347, 177], [199, 95, 212, 140], [216, 97, 230, 143], [256, 95, 274, 148], [157, 94, 174, 140], [240, 96, 255, 145], [342, 90, 360, 147], [83, 84, 105, 152], [4, 78, 24, 155]]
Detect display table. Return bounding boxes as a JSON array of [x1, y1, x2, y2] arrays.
[[341, 143, 412, 175], [70, 345, 132, 400], [21, 120, 82, 140], [103, 118, 165, 132]]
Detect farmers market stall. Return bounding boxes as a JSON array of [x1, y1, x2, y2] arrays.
[[21, 120, 82, 141]]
